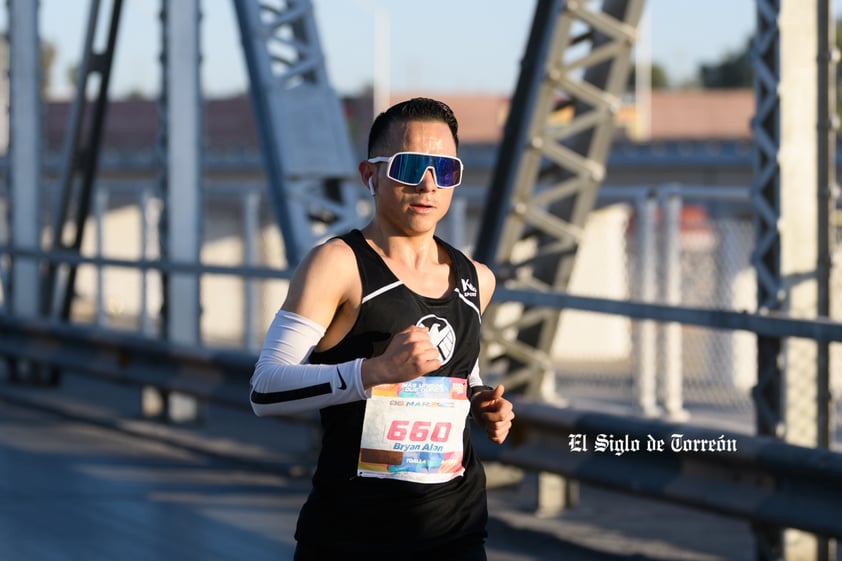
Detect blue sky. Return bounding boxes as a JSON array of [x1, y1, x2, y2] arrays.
[[28, 0, 823, 100]]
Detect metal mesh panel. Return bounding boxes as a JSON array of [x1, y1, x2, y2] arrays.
[[552, 187, 840, 442]]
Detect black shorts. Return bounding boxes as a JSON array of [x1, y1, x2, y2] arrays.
[[293, 538, 487, 561]]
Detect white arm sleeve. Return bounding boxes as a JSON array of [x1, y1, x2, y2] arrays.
[[250, 309, 370, 416]]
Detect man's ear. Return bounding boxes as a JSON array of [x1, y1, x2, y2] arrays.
[[359, 160, 375, 196]]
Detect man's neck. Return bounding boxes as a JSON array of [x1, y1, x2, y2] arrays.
[[362, 223, 441, 271]]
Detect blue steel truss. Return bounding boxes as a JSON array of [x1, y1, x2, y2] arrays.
[[231, 0, 359, 266], [475, 0, 646, 396]]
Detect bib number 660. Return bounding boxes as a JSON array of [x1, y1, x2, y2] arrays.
[[386, 420, 452, 443]]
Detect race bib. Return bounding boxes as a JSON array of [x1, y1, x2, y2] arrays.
[[358, 376, 470, 484]]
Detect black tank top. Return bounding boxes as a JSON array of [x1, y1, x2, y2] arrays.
[[295, 229, 488, 552]]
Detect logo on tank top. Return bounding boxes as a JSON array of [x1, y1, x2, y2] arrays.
[[460, 278, 477, 298], [416, 314, 456, 365]]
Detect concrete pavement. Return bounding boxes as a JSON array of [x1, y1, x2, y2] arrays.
[[1, 371, 827, 561]]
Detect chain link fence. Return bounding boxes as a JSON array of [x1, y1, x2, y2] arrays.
[[551, 185, 841, 445]]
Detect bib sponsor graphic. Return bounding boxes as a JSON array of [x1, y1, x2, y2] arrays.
[[416, 314, 455, 365], [358, 377, 469, 484]]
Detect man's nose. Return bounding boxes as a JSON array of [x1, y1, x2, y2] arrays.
[[416, 168, 437, 191]]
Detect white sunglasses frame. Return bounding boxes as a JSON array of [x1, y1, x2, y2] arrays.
[[366, 151, 464, 189]]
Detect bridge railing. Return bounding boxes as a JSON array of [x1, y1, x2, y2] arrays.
[[1, 301, 841, 541], [493, 398, 842, 540]]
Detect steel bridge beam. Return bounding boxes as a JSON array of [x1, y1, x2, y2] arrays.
[[42, 0, 123, 324], [751, 1, 835, 559], [475, 0, 645, 398], [231, 0, 359, 267]]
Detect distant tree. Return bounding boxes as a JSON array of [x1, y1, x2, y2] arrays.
[[698, 37, 753, 89], [626, 62, 670, 90], [40, 40, 56, 96], [66, 63, 79, 92], [695, 21, 842, 120], [124, 88, 148, 100]]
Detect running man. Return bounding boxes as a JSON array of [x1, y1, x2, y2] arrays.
[[250, 97, 515, 561]]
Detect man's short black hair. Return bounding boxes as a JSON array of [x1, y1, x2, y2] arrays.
[[367, 97, 459, 157]]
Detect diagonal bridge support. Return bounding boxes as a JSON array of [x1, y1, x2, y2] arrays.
[[475, 0, 645, 398]]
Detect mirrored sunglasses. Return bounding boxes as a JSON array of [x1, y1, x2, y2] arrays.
[[367, 152, 463, 188]]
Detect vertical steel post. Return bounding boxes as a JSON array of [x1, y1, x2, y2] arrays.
[[661, 188, 687, 421], [815, 0, 836, 558], [139, 186, 160, 336], [7, 0, 41, 321], [750, 0, 786, 554], [634, 193, 659, 416], [94, 187, 107, 327], [143, 1, 171, 418], [6, 0, 42, 382], [165, 0, 201, 346], [815, 0, 836, 453], [243, 189, 260, 351], [163, 0, 203, 423], [752, 1, 828, 559]]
